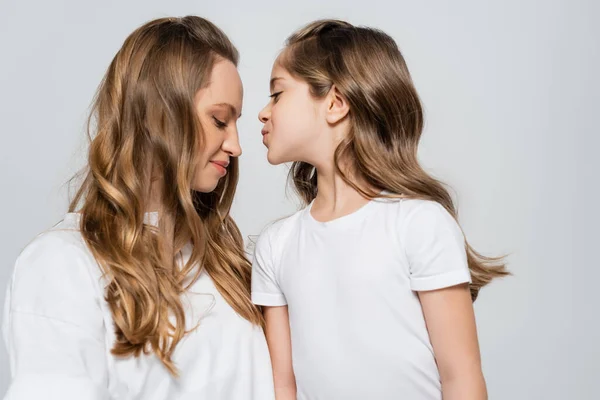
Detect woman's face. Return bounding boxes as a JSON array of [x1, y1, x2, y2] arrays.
[[192, 60, 243, 193]]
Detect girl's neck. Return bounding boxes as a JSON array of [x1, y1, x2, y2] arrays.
[[312, 160, 374, 221]]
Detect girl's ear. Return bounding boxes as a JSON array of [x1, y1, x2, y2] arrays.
[[325, 85, 350, 124]]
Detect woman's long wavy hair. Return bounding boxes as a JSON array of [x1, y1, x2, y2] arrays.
[[281, 20, 509, 301], [69, 16, 263, 375]]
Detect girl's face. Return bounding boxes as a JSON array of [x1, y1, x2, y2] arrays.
[[258, 60, 326, 165], [193, 60, 243, 193]]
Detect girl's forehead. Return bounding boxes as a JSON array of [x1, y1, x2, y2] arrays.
[[270, 65, 293, 85], [272, 50, 293, 74], [271, 60, 286, 75]]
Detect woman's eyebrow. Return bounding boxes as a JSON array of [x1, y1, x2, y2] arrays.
[[212, 103, 241, 118]]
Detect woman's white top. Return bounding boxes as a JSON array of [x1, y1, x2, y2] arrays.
[[3, 213, 275, 400]]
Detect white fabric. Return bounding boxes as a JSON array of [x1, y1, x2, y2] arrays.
[[252, 198, 471, 400], [2, 213, 275, 400]]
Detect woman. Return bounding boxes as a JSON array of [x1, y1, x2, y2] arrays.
[[3, 16, 274, 400]]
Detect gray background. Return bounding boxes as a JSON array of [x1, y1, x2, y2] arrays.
[[1, 0, 597, 398]]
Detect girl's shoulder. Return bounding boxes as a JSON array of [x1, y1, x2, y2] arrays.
[[375, 196, 453, 220], [387, 199, 464, 253], [374, 197, 461, 241], [254, 207, 306, 257], [394, 198, 450, 216]]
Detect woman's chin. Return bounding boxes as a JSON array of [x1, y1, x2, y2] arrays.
[[192, 179, 219, 194]]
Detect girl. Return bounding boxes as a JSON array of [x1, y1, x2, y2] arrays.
[[252, 20, 508, 400], [2, 17, 275, 399]]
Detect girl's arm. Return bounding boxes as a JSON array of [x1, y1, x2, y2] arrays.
[[419, 283, 487, 400], [263, 305, 296, 400]]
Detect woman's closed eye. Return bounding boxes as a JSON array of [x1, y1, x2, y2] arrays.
[[213, 116, 227, 129]]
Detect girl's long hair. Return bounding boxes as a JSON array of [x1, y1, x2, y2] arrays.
[[69, 16, 263, 375], [281, 20, 508, 301]]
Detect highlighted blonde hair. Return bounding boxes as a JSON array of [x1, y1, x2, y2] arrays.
[[70, 16, 262, 374]]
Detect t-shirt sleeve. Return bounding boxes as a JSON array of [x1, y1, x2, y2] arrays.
[[251, 226, 287, 306], [2, 233, 110, 399], [401, 201, 472, 292]]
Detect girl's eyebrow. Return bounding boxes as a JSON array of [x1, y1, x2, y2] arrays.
[[270, 77, 284, 92]]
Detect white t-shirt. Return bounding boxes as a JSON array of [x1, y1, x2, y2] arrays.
[[251, 198, 472, 400], [2, 213, 275, 400]]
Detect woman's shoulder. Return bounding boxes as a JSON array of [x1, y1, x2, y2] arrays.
[[17, 213, 91, 264], [8, 214, 104, 313]]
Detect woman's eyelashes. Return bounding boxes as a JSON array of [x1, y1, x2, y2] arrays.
[[269, 91, 283, 103], [213, 116, 227, 129]]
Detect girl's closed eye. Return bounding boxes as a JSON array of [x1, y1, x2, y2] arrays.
[[213, 116, 227, 129], [270, 91, 283, 103]]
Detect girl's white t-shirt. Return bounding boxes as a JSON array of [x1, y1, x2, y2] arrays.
[[3, 213, 275, 400], [251, 198, 472, 400]]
